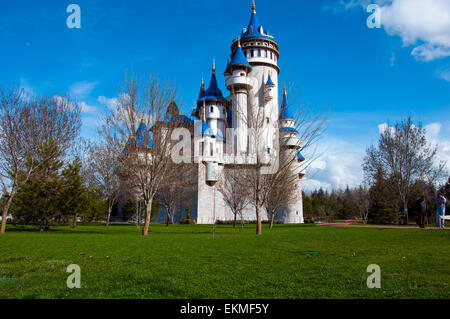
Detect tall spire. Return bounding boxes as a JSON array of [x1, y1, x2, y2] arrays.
[[252, 0, 256, 13], [212, 58, 216, 74], [279, 86, 294, 120]]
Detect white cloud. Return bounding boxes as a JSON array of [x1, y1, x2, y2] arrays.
[[70, 81, 98, 98], [79, 101, 96, 114], [436, 67, 450, 82], [97, 95, 119, 110], [424, 123, 450, 173], [303, 122, 450, 193], [329, 0, 450, 62], [302, 137, 365, 192]]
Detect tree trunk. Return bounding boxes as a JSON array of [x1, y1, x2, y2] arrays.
[[72, 216, 77, 227], [166, 213, 170, 226], [233, 212, 237, 228], [106, 204, 112, 227], [142, 198, 152, 236], [404, 206, 409, 225], [269, 212, 275, 230], [0, 186, 16, 234], [256, 204, 262, 235]]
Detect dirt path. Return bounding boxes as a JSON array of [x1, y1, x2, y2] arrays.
[[318, 220, 448, 229]]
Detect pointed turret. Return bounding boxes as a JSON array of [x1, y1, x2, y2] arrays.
[[198, 77, 205, 99], [279, 87, 294, 120], [229, 40, 251, 71], [265, 75, 274, 87], [199, 60, 226, 102], [240, 1, 273, 40]]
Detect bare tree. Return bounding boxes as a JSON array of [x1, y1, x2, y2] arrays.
[[217, 168, 251, 228], [363, 117, 446, 224], [101, 74, 177, 235], [352, 185, 370, 224], [0, 87, 81, 234], [156, 162, 194, 226], [87, 140, 121, 226], [236, 85, 326, 235], [265, 162, 297, 229]]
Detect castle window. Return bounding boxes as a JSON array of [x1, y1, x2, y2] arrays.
[[266, 117, 270, 124], [210, 106, 214, 113], [258, 50, 261, 57], [210, 142, 213, 156], [251, 50, 254, 57]]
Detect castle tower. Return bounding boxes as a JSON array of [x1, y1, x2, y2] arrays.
[[225, 40, 253, 157], [197, 61, 228, 162], [279, 88, 304, 223], [229, 1, 280, 154]]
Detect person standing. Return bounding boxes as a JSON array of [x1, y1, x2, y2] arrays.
[[434, 192, 447, 228], [415, 196, 428, 228]]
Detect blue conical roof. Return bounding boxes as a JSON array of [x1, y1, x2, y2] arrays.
[[230, 45, 250, 67], [198, 78, 205, 99], [199, 64, 226, 102], [297, 151, 305, 161], [241, 2, 273, 40], [279, 89, 294, 119], [266, 75, 274, 86]]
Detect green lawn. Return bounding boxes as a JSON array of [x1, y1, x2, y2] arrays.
[[0, 223, 449, 298]]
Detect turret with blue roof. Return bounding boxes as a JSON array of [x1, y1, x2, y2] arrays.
[[279, 87, 294, 120], [241, 1, 274, 40], [229, 40, 252, 71], [198, 60, 226, 103]]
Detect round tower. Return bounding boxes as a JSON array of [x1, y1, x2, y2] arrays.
[[225, 40, 253, 156], [197, 60, 228, 162], [279, 88, 304, 223], [229, 1, 280, 155]]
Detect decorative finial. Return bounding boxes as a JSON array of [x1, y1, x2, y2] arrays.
[[141, 115, 145, 123], [237, 38, 241, 47], [201, 77, 204, 90], [283, 87, 287, 95], [252, 0, 256, 13], [212, 58, 216, 74], [202, 100, 207, 122]]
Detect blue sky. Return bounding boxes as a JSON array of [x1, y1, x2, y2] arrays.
[[1, 0, 449, 190]]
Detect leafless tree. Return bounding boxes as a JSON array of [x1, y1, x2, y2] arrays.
[[265, 162, 297, 229], [87, 140, 121, 226], [363, 117, 446, 224], [217, 168, 251, 228], [100, 74, 177, 235], [156, 162, 194, 226], [352, 185, 370, 224], [0, 87, 81, 234], [236, 85, 326, 235]]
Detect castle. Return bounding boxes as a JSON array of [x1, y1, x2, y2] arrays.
[[134, 1, 305, 224]]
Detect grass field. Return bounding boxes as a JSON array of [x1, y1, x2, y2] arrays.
[[0, 223, 449, 298]]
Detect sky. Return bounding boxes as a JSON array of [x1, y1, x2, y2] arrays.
[[0, 0, 449, 191]]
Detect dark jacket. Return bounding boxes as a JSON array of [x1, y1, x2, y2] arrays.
[[416, 199, 428, 215]]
